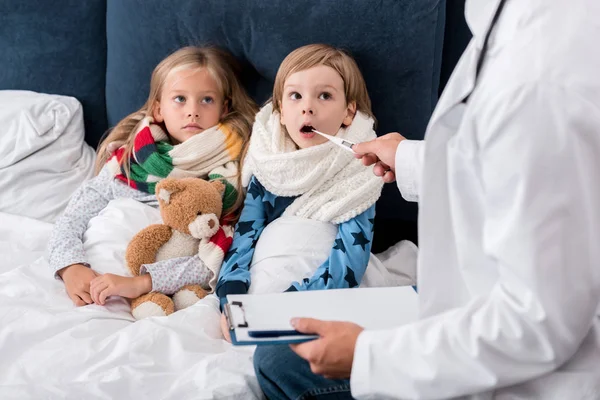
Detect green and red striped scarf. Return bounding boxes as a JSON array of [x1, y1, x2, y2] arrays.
[[107, 117, 242, 212]]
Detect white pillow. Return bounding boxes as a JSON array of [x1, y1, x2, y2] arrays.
[[0, 90, 96, 223]]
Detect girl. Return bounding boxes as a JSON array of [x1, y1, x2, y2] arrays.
[[216, 44, 384, 339], [47, 46, 258, 315]]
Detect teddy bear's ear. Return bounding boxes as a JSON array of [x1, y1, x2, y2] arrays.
[[158, 188, 172, 204], [210, 179, 226, 196], [155, 178, 183, 205]]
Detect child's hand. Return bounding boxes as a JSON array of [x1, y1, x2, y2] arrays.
[[106, 140, 125, 154], [58, 263, 99, 307], [90, 273, 152, 305], [221, 313, 232, 343]]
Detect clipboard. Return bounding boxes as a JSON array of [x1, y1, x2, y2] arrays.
[[223, 286, 418, 346]]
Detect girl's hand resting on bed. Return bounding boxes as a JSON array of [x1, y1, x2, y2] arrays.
[[90, 273, 152, 305], [58, 263, 100, 307], [221, 313, 232, 343]]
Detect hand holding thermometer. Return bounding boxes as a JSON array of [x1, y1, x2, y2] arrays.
[[314, 127, 398, 182], [311, 129, 357, 153]]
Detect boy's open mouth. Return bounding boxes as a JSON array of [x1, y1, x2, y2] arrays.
[[300, 125, 315, 133]]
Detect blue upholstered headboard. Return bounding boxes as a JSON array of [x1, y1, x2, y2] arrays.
[[0, 0, 470, 249]]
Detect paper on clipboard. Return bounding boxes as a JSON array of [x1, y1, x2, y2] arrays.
[[224, 286, 418, 346]]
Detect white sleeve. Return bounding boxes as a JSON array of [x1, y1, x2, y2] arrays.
[[141, 255, 212, 295], [395, 139, 425, 202], [47, 167, 115, 277], [350, 84, 600, 399]]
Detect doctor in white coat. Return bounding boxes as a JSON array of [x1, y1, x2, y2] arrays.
[[252, 0, 600, 398]]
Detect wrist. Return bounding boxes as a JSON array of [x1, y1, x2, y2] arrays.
[[57, 267, 69, 279], [58, 263, 83, 279], [136, 274, 153, 295], [390, 136, 407, 169]]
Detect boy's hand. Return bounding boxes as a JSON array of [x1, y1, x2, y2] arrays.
[[58, 263, 99, 307], [90, 273, 152, 305], [221, 313, 232, 343]]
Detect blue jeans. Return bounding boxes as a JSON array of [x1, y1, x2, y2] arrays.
[[253, 344, 355, 400]]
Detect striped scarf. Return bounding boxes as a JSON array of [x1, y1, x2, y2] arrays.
[[107, 117, 242, 212]]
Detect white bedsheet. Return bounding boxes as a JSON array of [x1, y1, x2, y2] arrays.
[[0, 208, 262, 399], [0, 200, 417, 399]]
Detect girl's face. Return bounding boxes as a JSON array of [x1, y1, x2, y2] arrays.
[[153, 67, 228, 143], [280, 65, 356, 149]]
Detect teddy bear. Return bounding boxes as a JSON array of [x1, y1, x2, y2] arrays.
[[125, 177, 233, 320]]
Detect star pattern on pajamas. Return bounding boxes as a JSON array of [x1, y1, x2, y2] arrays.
[[351, 230, 370, 251], [236, 221, 256, 236], [249, 238, 258, 250], [320, 270, 333, 285], [217, 176, 375, 301], [247, 181, 264, 200], [333, 238, 346, 253], [263, 195, 293, 217], [344, 266, 359, 288], [223, 247, 238, 263]]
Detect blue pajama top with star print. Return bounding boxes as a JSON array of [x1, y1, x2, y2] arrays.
[[216, 176, 375, 304]]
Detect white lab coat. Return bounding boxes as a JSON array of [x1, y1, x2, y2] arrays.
[[351, 0, 600, 399]]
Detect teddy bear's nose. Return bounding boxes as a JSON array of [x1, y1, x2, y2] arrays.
[[188, 213, 220, 239]]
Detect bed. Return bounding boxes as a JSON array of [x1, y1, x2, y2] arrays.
[[0, 1, 470, 398]]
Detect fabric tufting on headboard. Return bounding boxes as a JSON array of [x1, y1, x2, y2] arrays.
[[0, 0, 107, 148], [0, 0, 472, 246]]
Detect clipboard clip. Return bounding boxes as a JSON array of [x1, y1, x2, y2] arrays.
[[224, 300, 249, 331]]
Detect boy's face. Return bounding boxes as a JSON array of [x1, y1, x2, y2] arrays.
[[280, 65, 356, 149], [153, 67, 227, 144]]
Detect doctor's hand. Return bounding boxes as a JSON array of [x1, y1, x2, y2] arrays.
[[289, 318, 364, 379], [353, 132, 405, 183]]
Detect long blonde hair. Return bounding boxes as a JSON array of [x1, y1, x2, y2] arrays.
[[272, 44, 375, 126], [96, 46, 258, 222]]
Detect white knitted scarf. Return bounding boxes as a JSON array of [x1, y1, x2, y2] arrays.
[[242, 103, 384, 224]]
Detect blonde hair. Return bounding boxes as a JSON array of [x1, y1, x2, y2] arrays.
[[272, 43, 375, 125], [96, 46, 258, 222]]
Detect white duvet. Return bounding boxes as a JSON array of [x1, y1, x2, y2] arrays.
[[0, 199, 417, 399], [0, 201, 261, 399]]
